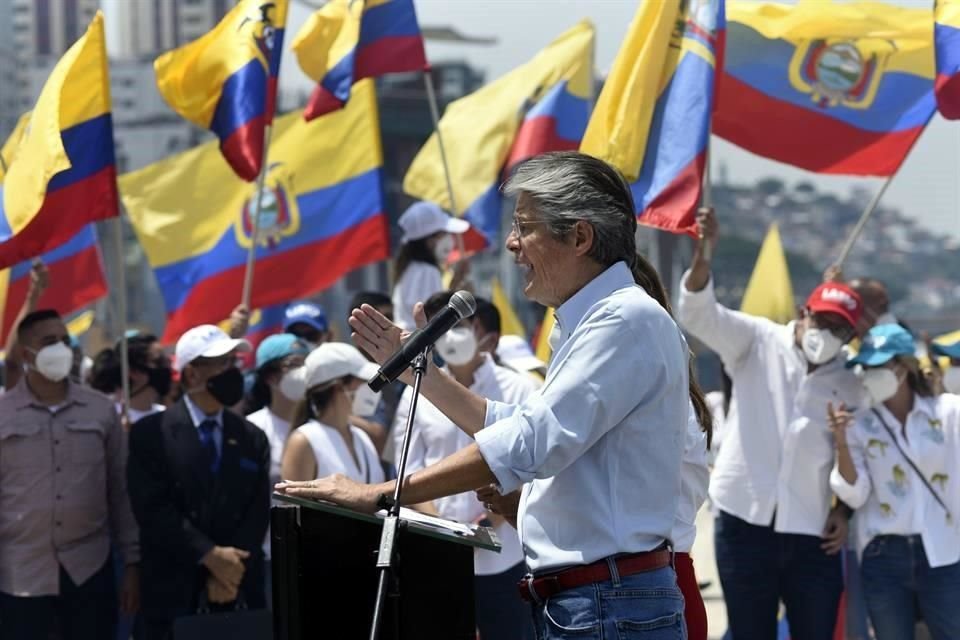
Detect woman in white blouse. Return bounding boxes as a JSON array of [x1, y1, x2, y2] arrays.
[[281, 343, 385, 485], [829, 324, 960, 640], [391, 201, 470, 331]]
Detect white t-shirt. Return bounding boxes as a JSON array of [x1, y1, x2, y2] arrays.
[[394, 355, 540, 575], [392, 261, 443, 331], [246, 407, 292, 489], [298, 420, 385, 484], [116, 402, 165, 425]]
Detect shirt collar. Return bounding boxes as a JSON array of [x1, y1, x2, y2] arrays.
[[470, 353, 498, 389], [554, 261, 634, 347], [10, 378, 86, 411], [183, 393, 223, 429]]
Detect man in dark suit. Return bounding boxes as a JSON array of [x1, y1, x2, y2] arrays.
[[128, 324, 271, 640]]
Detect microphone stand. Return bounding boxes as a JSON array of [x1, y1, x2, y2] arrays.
[[369, 349, 429, 640]]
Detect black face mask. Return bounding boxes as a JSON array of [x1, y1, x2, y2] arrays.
[[205, 367, 245, 406], [147, 365, 173, 398]]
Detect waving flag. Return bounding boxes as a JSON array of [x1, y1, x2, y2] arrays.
[[293, 0, 426, 120], [0, 226, 107, 343], [121, 80, 387, 343], [0, 12, 117, 270], [936, 0, 960, 119], [740, 224, 794, 324], [582, 0, 724, 236], [715, 1, 935, 177], [155, 0, 289, 181], [404, 21, 595, 248]]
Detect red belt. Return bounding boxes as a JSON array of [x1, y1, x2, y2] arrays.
[[517, 549, 672, 604]]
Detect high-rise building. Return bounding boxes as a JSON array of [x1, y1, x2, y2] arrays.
[[114, 0, 231, 61], [0, 0, 20, 142], [11, 0, 99, 61]]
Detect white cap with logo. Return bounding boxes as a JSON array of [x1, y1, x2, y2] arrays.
[[497, 335, 547, 372], [174, 324, 251, 372], [303, 342, 379, 389], [398, 201, 469, 244]]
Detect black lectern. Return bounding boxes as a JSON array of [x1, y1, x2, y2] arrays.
[[271, 494, 500, 640]]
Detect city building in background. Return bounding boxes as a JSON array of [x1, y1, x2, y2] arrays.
[[113, 0, 231, 61]]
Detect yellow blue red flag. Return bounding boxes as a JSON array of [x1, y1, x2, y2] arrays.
[[582, 0, 724, 236], [935, 0, 960, 119], [0, 11, 117, 270], [293, 0, 426, 121], [403, 21, 594, 249], [715, 1, 935, 176], [155, 0, 289, 182], [121, 80, 388, 343], [0, 113, 107, 342]]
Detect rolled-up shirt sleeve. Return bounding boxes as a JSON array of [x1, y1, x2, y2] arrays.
[[829, 422, 872, 509], [677, 270, 767, 369], [476, 308, 671, 494]]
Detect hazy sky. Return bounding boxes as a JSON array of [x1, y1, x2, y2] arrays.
[[102, 0, 960, 239]]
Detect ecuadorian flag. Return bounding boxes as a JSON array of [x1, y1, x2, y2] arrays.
[[582, 0, 724, 236], [155, 0, 289, 182], [935, 0, 960, 119], [403, 22, 594, 249], [715, 1, 935, 177], [0, 12, 117, 270], [121, 80, 388, 343], [293, 0, 426, 121]]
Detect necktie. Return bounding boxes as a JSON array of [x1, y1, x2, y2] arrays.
[[198, 419, 220, 475]]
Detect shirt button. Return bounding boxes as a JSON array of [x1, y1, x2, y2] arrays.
[[56, 495, 61, 500], [54, 439, 60, 445], [55, 521, 61, 526], [56, 467, 61, 472]]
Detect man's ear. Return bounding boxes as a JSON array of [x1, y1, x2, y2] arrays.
[[572, 220, 595, 257]]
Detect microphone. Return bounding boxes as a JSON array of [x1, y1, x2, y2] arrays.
[[367, 290, 476, 392]]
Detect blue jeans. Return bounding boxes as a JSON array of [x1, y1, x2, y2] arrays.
[[529, 561, 686, 639], [861, 535, 960, 640], [714, 510, 842, 640]]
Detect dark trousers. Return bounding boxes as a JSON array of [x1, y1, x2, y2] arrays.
[[0, 559, 117, 640], [474, 561, 534, 640], [715, 510, 842, 640]]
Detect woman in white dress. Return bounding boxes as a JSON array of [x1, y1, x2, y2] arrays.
[[391, 201, 470, 331], [281, 343, 385, 485]]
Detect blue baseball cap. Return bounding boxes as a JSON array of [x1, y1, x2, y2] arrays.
[[847, 324, 916, 368], [931, 338, 960, 360], [283, 302, 328, 333], [255, 333, 310, 369]]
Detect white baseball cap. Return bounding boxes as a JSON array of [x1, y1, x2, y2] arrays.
[[497, 335, 546, 372], [303, 342, 379, 389], [174, 324, 251, 372], [398, 201, 469, 243]]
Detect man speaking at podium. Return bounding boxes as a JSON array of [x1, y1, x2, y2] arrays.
[[277, 152, 710, 639]]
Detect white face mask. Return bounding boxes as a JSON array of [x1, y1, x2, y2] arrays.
[[433, 234, 455, 264], [352, 383, 381, 417], [30, 342, 74, 382], [943, 367, 960, 395], [437, 327, 477, 366], [801, 327, 844, 365], [862, 368, 901, 406], [278, 367, 307, 401]]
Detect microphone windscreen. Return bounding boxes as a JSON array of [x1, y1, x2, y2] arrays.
[[449, 290, 477, 320]]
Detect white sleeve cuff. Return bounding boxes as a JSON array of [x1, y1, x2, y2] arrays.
[[830, 465, 868, 509], [475, 418, 530, 494]]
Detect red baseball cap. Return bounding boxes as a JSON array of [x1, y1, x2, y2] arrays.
[[805, 283, 862, 328]]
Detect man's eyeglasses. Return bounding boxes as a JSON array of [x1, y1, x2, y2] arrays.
[[510, 218, 549, 239]]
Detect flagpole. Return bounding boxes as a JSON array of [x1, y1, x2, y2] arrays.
[[111, 215, 130, 425], [240, 124, 274, 310], [700, 140, 713, 262], [834, 173, 894, 268], [422, 65, 466, 260]]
